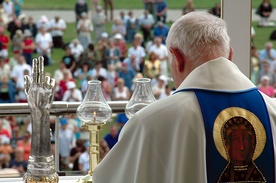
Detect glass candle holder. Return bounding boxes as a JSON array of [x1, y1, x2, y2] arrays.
[[77, 80, 112, 124], [76, 80, 112, 183], [125, 78, 156, 119]]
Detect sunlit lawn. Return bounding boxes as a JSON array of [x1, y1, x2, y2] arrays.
[[24, 0, 260, 10]]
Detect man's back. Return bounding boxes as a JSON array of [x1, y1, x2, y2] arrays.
[[94, 58, 276, 182], [93, 12, 276, 183]]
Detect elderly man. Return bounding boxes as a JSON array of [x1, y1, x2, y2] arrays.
[[35, 25, 53, 65], [49, 15, 66, 48], [93, 5, 106, 42], [259, 42, 276, 69], [93, 12, 276, 182], [139, 10, 155, 42]]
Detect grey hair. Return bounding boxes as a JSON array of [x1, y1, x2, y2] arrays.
[[166, 12, 230, 63], [265, 42, 273, 48]]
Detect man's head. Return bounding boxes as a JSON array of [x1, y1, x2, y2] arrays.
[[166, 12, 231, 88], [154, 37, 162, 46], [73, 38, 79, 46], [119, 11, 125, 17], [128, 11, 134, 17], [265, 42, 273, 51], [63, 70, 70, 79], [76, 139, 84, 148], [158, 75, 167, 88], [60, 118, 68, 130], [96, 5, 102, 13], [144, 10, 149, 17], [67, 81, 76, 91], [23, 131, 31, 141], [13, 125, 21, 137], [40, 25, 47, 34], [157, 21, 163, 28], [0, 56, 5, 67], [110, 125, 118, 138], [117, 78, 125, 88], [121, 62, 128, 72], [263, 60, 270, 71], [81, 12, 88, 19], [95, 61, 103, 70], [0, 26, 5, 35], [18, 55, 26, 65], [0, 118, 3, 130], [101, 32, 109, 40], [28, 16, 34, 24], [54, 15, 60, 22]]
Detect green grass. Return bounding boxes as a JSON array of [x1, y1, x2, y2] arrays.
[[24, 0, 261, 10], [252, 22, 276, 50]]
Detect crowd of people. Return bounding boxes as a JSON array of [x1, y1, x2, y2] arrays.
[[251, 42, 276, 98], [0, 0, 275, 176], [0, 0, 172, 174]]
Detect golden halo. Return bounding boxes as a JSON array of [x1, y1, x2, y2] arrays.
[[213, 107, 266, 161]]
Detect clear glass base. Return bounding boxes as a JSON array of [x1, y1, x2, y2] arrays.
[[24, 155, 58, 183], [27, 155, 55, 176]]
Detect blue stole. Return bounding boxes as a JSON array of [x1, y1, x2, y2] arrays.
[[174, 88, 274, 182]]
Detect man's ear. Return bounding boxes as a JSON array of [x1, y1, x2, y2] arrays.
[[228, 47, 233, 61], [170, 48, 185, 72]]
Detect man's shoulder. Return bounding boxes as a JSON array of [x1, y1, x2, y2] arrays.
[[148, 44, 157, 51], [137, 92, 199, 121], [100, 67, 107, 72], [160, 44, 168, 50], [79, 152, 87, 160], [74, 88, 82, 94], [272, 49, 276, 53], [128, 46, 135, 52], [138, 45, 145, 51], [104, 134, 112, 141], [259, 49, 266, 54], [23, 63, 31, 69]]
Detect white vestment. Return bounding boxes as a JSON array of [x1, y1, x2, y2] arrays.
[[93, 57, 276, 183]]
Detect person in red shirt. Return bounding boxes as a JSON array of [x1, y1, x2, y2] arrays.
[[0, 26, 10, 59], [21, 29, 35, 66], [17, 131, 31, 162], [58, 70, 74, 97], [114, 33, 127, 62], [0, 118, 11, 139]]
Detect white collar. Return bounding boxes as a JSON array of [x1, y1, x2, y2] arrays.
[[176, 57, 255, 92]]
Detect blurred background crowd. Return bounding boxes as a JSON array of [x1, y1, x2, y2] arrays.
[[0, 0, 275, 176]]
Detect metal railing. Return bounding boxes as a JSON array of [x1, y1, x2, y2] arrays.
[[0, 101, 128, 175], [0, 101, 128, 116]]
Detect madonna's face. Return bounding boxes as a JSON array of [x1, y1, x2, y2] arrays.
[[228, 129, 253, 164]]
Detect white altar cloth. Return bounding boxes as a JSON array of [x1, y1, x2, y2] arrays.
[[0, 176, 82, 183]]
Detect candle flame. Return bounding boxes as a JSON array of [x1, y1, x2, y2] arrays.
[[93, 111, 96, 123]]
